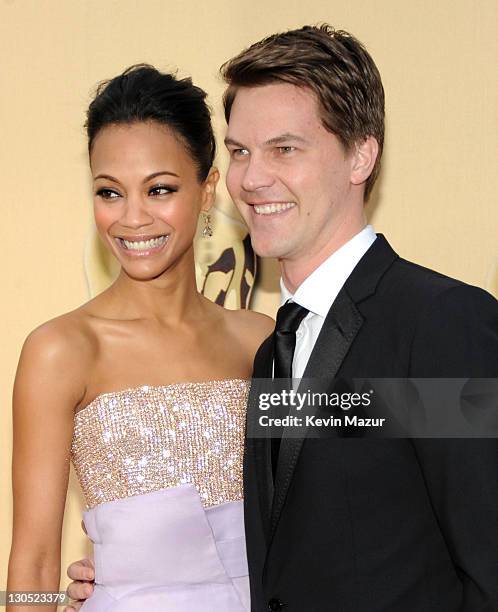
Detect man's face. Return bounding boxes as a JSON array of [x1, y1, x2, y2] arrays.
[[225, 83, 357, 264]]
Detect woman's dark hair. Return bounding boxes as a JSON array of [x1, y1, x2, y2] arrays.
[[86, 64, 216, 182]]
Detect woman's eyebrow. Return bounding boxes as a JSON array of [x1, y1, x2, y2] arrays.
[[94, 170, 179, 182]]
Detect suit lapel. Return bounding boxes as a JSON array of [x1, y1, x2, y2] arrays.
[[269, 289, 364, 538], [268, 234, 399, 542], [247, 335, 274, 540]]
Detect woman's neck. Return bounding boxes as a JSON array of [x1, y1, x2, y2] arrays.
[[105, 248, 204, 324]]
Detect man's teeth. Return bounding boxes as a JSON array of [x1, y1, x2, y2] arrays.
[[253, 202, 296, 215], [119, 235, 168, 250]]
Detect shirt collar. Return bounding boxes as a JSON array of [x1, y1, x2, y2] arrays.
[[280, 225, 377, 317]]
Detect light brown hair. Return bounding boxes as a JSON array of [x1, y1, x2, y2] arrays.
[[220, 24, 385, 200]]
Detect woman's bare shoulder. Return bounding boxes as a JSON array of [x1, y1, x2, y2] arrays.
[[20, 308, 96, 371], [224, 307, 275, 346], [13, 308, 98, 413], [232, 307, 274, 331]]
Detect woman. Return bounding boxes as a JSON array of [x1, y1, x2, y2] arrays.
[[7, 65, 274, 611]]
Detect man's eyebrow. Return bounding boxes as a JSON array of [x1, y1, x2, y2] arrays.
[[224, 137, 246, 148], [224, 133, 309, 148], [264, 133, 308, 146]]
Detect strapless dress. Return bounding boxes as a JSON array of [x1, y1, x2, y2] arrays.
[[71, 379, 250, 611]]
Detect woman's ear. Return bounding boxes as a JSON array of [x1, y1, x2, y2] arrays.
[[350, 136, 379, 187], [201, 167, 220, 212]]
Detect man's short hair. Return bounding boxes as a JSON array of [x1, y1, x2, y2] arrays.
[[220, 24, 385, 200]]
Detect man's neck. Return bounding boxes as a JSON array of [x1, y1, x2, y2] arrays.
[[280, 220, 368, 294]]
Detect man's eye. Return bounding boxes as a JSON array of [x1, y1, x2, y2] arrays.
[[96, 188, 120, 200], [277, 146, 295, 154], [231, 148, 249, 158], [149, 185, 177, 196]]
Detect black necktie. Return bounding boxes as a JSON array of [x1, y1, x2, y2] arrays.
[[271, 301, 309, 476]]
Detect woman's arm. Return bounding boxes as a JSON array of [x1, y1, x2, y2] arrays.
[[7, 321, 87, 612]]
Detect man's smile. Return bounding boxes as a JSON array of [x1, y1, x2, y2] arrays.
[[248, 202, 297, 215]]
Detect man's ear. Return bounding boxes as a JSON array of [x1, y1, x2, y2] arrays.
[[350, 136, 379, 186], [201, 167, 220, 212]]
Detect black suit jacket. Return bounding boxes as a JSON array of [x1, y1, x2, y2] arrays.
[[245, 235, 498, 612]]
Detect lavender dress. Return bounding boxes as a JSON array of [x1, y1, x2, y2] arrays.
[[71, 380, 250, 611]]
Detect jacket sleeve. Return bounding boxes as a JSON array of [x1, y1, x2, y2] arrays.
[[409, 284, 498, 611]]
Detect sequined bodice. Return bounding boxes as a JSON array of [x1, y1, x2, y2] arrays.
[[71, 379, 249, 509]]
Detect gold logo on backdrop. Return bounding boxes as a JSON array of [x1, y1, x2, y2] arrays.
[[83, 206, 257, 309]]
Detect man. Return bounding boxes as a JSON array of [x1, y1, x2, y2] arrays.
[[66, 25, 498, 611]]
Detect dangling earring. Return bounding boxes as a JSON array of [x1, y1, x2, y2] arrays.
[[202, 211, 213, 237]]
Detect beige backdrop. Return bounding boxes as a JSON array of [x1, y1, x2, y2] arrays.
[[1, 0, 497, 591]]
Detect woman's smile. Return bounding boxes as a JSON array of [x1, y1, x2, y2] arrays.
[[114, 233, 170, 257]]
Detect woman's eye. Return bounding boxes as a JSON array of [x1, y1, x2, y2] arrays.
[[96, 188, 120, 200], [149, 185, 177, 196]]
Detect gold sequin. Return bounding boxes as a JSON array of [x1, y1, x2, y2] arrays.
[[71, 380, 249, 509]]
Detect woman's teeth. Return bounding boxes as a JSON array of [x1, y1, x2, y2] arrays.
[[253, 202, 296, 215], [119, 235, 168, 250]]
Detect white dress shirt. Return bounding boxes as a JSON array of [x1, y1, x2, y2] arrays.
[[279, 225, 377, 379]]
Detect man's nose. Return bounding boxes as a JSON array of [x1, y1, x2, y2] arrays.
[[241, 154, 274, 192], [120, 194, 154, 228]]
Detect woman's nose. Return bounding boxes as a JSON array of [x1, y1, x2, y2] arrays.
[[119, 195, 154, 228]]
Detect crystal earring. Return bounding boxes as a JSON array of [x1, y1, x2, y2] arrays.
[[202, 212, 213, 237]]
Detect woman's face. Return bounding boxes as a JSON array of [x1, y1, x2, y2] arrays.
[[90, 121, 218, 281]]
